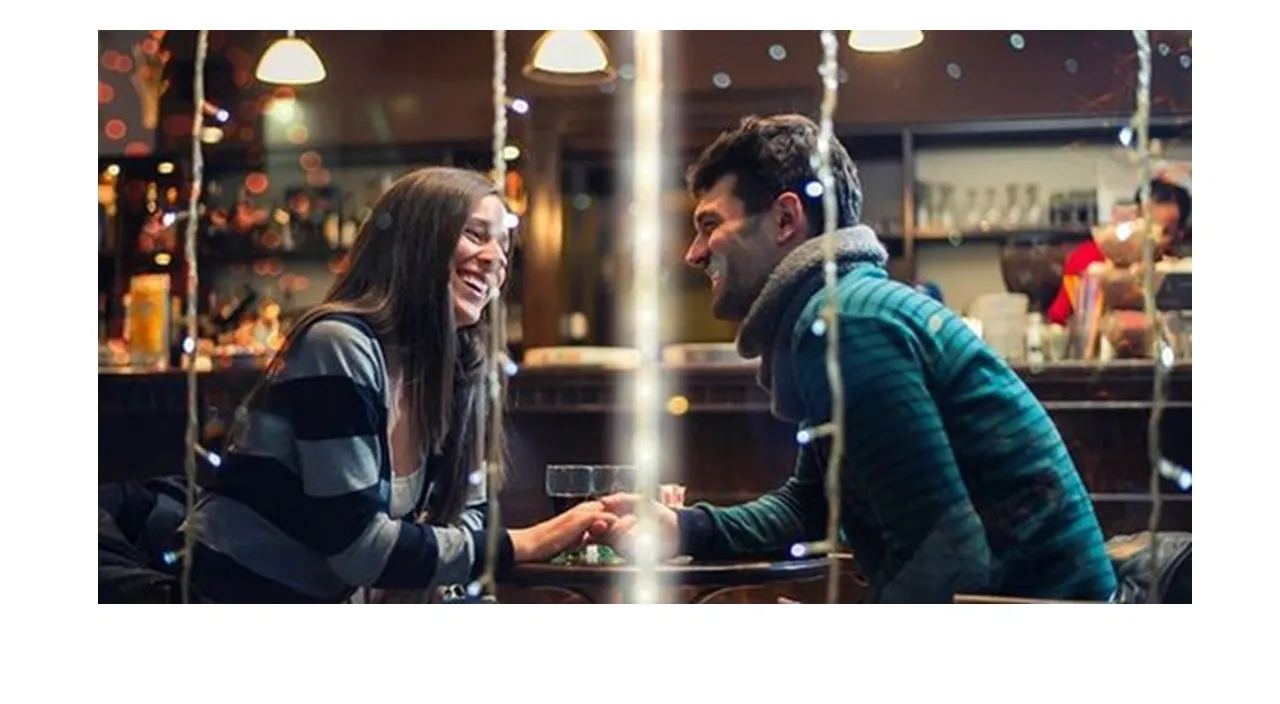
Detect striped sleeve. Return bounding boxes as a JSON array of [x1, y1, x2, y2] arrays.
[[267, 319, 512, 590], [677, 441, 828, 559], [794, 314, 994, 603], [458, 468, 489, 532]]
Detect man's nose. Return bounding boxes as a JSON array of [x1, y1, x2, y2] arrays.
[[684, 236, 709, 269]]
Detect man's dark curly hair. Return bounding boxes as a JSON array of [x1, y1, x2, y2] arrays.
[[685, 114, 862, 237], [1138, 179, 1192, 234]]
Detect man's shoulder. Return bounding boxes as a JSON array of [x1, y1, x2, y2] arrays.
[[788, 265, 1002, 389], [787, 268, 962, 378], [1063, 240, 1104, 273], [804, 267, 966, 343], [793, 266, 919, 327]]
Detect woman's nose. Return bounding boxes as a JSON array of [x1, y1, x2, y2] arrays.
[[476, 240, 508, 278], [476, 238, 503, 263]]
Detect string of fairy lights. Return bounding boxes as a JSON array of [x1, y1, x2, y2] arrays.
[[165, 30, 1183, 604], [628, 29, 666, 605], [1130, 29, 1181, 604], [179, 29, 209, 605], [476, 29, 511, 600], [770, 31, 848, 604], [785, 30, 850, 604]]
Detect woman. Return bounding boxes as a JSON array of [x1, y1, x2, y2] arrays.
[[183, 167, 613, 603]]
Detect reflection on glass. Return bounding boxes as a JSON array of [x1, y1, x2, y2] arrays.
[[545, 464, 636, 514]]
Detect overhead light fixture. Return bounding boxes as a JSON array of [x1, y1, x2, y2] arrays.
[[523, 30, 616, 86], [256, 30, 327, 86], [847, 30, 924, 53]]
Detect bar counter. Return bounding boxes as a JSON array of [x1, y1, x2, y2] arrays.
[[100, 360, 1190, 602], [100, 360, 1191, 532], [99, 359, 1191, 413]]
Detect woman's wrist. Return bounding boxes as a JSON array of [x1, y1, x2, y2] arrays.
[[507, 526, 537, 563]]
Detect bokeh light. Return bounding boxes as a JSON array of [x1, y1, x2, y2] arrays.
[[104, 119, 127, 140], [244, 172, 270, 195], [305, 169, 331, 187], [286, 124, 310, 144], [299, 151, 323, 171]]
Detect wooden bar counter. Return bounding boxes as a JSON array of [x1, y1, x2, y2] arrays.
[[100, 360, 1191, 603]]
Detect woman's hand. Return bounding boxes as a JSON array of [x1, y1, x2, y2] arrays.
[[508, 501, 617, 563], [592, 493, 680, 561]]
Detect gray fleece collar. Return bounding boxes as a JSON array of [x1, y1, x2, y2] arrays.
[[736, 225, 888, 360]]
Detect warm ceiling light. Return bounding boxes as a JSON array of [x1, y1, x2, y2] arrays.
[[523, 30, 616, 86], [256, 30, 327, 86], [847, 30, 924, 53]]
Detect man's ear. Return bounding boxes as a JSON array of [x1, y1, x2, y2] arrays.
[[773, 192, 808, 245]]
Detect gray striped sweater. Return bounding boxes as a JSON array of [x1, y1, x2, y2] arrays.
[[184, 314, 512, 603]]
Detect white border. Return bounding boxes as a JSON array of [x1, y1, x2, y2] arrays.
[[54, 12, 1256, 704]]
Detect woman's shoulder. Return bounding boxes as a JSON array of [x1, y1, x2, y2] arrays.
[[296, 313, 379, 348], [278, 313, 387, 387]]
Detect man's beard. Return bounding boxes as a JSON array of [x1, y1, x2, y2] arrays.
[[711, 272, 752, 321], [709, 217, 771, 322]]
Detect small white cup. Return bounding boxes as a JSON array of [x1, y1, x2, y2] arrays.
[[659, 484, 686, 508]]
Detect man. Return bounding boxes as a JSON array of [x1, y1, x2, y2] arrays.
[[602, 114, 1117, 603], [1047, 177, 1191, 326]]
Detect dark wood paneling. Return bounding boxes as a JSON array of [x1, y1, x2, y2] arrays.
[[101, 362, 1191, 536], [99, 363, 1190, 602], [153, 30, 1192, 153]]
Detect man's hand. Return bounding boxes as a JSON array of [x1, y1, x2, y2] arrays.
[[592, 493, 680, 560], [509, 501, 617, 563]]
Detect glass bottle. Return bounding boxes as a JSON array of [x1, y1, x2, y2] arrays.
[[962, 187, 982, 230], [1003, 184, 1022, 229], [1023, 185, 1045, 227]]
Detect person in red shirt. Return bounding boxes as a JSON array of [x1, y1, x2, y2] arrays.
[[1046, 179, 1191, 326]]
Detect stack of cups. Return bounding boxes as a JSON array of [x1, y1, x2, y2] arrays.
[[968, 293, 1030, 362]]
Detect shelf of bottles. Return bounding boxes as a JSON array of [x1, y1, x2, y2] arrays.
[[101, 148, 528, 369], [913, 181, 1096, 242]]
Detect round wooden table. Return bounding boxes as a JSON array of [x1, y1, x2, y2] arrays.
[[503, 556, 833, 604]]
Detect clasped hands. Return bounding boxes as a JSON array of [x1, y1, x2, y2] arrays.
[[508, 493, 680, 564]]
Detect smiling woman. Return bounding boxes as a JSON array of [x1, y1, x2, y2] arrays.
[[451, 195, 512, 328], [117, 166, 616, 603]]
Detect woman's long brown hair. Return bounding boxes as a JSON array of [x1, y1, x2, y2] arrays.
[[253, 167, 499, 524]]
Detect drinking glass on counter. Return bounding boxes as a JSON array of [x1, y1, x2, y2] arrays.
[[659, 484, 687, 508], [546, 464, 636, 513], [125, 273, 171, 369], [544, 464, 685, 512]]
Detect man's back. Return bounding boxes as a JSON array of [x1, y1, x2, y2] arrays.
[[786, 265, 1116, 601]]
